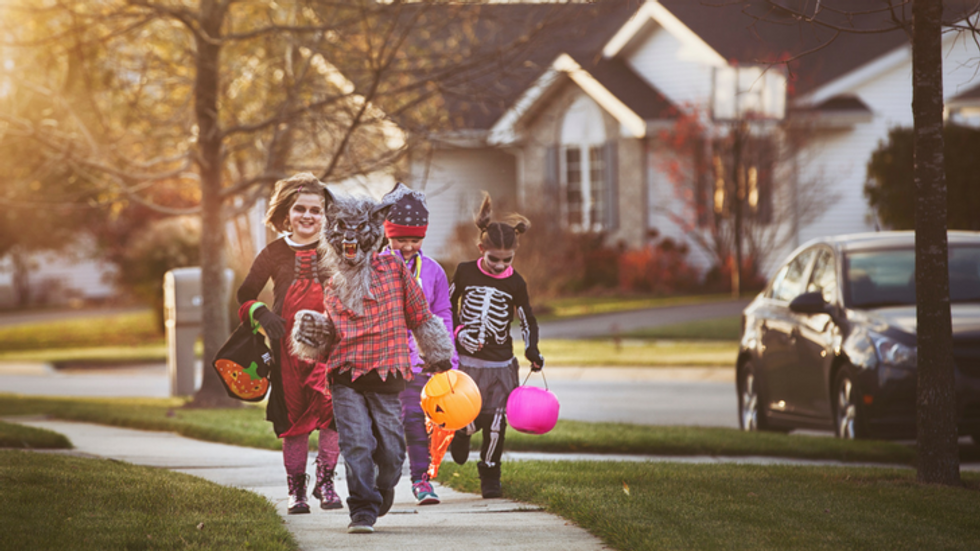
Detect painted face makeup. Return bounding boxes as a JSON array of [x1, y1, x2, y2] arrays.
[[480, 247, 516, 275], [288, 193, 324, 244]]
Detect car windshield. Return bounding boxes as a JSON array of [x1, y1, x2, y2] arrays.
[[845, 245, 980, 308]]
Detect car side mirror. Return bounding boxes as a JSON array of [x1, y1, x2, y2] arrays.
[[789, 291, 831, 315]]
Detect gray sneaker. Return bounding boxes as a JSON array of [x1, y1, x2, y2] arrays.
[[347, 514, 375, 534], [347, 522, 375, 534]]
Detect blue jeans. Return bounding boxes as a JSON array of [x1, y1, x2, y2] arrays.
[[330, 383, 406, 522]]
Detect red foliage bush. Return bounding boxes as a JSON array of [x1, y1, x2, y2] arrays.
[[617, 238, 699, 294]]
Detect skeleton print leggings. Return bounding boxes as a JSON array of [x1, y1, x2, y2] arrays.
[[468, 408, 507, 468]]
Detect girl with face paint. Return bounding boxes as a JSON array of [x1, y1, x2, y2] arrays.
[[447, 192, 544, 499], [237, 173, 341, 515]]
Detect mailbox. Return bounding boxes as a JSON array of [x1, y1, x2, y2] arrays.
[[163, 267, 233, 396]]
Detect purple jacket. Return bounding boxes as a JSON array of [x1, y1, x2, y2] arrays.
[[382, 248, 458, 373]]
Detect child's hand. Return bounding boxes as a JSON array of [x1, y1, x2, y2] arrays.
[[526, 347, 544, 372], [254, 305, 286, 339], [422, 359, 453, 373]]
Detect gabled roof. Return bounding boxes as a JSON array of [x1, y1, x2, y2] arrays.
[[949, 81, 980, 107], [422, 0, 642, 132], [488, 53, 674, 145], [362, 1, 977, 135]]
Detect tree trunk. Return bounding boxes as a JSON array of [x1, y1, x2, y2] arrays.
[[11, 247, 31, 308], [188, 0, 238, 409], [911, 0, 959, 485]]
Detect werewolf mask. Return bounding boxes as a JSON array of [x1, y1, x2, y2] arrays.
[[321, 188, 392, 267]]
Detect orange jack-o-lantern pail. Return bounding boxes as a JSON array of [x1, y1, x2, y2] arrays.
[[420, 370, 482, 431]]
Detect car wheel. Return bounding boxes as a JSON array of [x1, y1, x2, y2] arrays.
[[833, 367, 868, 439], [739, 361, 773, 432]]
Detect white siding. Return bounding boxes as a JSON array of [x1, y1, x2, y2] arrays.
[[645, 147, 715, 274], [792, 30, 980, 254], [623, 23, 715, 109], [409, 148, 517, 261]]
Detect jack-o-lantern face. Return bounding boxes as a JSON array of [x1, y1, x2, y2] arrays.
[[420, 371, 482, 431], [215, 359, 270, 400]]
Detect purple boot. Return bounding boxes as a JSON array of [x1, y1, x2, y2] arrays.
[[287, 474, 311, 514], [311, 460, 343, 510]]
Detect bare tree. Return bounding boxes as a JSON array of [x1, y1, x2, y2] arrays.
[[655, 106, 835, 292], [0, 0, 570, 407]]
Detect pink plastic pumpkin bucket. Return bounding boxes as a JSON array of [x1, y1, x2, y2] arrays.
[[507, 374, 560, 435]]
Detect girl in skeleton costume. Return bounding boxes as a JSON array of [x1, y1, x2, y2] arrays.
[[237, 173, 341, 514], [448, 193, 544, 499]]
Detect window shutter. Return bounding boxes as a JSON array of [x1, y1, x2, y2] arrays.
[[604, 140, 619, 230], [544, 145, 560, 204]]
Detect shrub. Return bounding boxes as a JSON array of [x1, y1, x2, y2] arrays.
[[617, 238, 699, 294], [114, 216, 201, 332], [702, 254, 767, 293]]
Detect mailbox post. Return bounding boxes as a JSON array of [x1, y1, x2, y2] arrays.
[[163, 267, 232, 396]]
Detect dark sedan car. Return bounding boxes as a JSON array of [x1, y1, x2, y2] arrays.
[[736, 231, 980, 441]]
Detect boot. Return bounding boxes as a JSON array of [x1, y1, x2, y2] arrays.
[[450, 431, 471, 465], [477, 462, 502, 499], [287, 474, 311, 514], [311, 461, 343, 510]]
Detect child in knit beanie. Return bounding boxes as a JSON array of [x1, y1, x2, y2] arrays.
[[382, 185, 457, 505]]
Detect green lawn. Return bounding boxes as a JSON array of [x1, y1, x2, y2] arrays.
[[0, 450, 295, 550], [0, 395, 917, 464], [624, 315, 742, 341], [540, 338, 738, 367], [539, 293, 736, 319], [438, 461, 980, 551], [0, 311, 163, 351], [0, 420, 72, 449]]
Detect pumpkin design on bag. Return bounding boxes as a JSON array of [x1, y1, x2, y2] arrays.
[[214, 356, 271, 400]]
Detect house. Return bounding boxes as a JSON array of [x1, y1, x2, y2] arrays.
[[409, 0, 980, 276]]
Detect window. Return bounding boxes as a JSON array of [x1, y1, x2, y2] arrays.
[[771, 249, 815, 303], [807, 249, 837, 304], [560, 96, 608, 231]]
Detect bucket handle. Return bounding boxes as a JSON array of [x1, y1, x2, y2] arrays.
[[520, 369, 548, 391]]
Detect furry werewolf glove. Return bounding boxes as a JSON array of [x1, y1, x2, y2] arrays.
[[413, 315, 455, 373], [290, 309, 335, 362], [422, 359, 453, 374]]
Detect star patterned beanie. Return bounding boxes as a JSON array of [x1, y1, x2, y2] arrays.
[[384, 189, 428, 238]]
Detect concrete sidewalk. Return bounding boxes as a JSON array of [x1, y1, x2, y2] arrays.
[[8, 418, 610, 551]]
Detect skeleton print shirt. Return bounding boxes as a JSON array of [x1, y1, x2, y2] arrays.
[[449, 260, 539, 363]]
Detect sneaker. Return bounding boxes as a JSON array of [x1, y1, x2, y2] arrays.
[[378, 487, 395, 517], [450, 432, 471, 465], [347, 521, 375, 534], [412, 476, 440, 505]]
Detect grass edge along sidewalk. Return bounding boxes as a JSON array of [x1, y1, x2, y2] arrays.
[[0, 394, 916, 465], [440, 461, 980, 551], [0, 450, 296, 551]]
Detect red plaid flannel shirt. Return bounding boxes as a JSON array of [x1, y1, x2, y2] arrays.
[[323, 253, 432, 382]]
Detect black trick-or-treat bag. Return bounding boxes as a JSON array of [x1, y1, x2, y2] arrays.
[[211, 311, 274, 402]]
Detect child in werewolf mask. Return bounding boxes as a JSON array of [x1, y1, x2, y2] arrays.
[[290, 183, 454, 534]]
